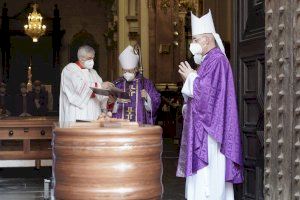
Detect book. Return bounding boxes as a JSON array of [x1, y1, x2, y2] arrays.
[[90, 87, 130, 103]]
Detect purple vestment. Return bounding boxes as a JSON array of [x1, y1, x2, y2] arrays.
[[112, 74, 161, 124], [177, 48, 243, 184]]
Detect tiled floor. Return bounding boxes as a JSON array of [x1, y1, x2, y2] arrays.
[[0, 139, 185, 200], [0, 167, 52, 200], [0, 179, 45, 200], [161, 139, 185, 200]]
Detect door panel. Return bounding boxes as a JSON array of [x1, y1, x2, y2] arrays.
[[233, 0, 265, 199]]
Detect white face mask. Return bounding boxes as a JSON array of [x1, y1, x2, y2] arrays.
[[84, 59, 94, 69], [189, 42, 203, 55], [21, 88, 27, 94], [123, 72, 135, 81], [193, 54, 203, 65]]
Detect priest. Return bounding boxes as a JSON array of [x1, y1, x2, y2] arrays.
[[111, 45, 161, 124], [32, 80, 48, 116], [15, 82, 34, 116], [0, 82, 11, 116], [59, 45, 114, 122], [176, 10, 243, 200]]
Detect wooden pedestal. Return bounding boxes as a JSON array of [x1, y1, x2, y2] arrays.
[[53, 122, 163, 200]]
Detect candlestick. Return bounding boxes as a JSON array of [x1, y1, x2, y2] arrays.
[[27, 58, 33, 92]]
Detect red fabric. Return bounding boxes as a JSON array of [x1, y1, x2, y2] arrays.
[[107, 102, 114, 111], [90, 82, 97, 98], [75, 61, 84, 69]]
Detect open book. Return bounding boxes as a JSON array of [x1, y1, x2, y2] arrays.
[[90, 86, 130, 103]]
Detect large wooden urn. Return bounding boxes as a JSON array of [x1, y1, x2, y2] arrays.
[[53, 121, 163, 200]]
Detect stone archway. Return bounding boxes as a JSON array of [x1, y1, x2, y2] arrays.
[[69, 29, 99, 72]]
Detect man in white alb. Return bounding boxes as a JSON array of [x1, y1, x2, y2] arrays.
[[59, 45, 114, 122]]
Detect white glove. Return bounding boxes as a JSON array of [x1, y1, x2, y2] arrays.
[[182, 104, 187, 116], [178, 61, 196, 81]]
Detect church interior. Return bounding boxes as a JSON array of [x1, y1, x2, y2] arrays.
[[2, 0, 243, 199], [3, 0, 298, 200]]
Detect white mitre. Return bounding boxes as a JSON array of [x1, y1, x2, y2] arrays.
[[119, 45, 139, 70], [191, 10, 226, 55]]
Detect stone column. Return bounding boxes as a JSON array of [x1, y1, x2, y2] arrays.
[[118, 0, 150, 77], [118, 0, 130, 76], [140, 0, 150, 78]]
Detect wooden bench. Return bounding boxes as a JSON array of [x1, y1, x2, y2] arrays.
[[0, 117, 57, 168]]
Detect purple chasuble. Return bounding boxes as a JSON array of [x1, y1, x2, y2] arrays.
[[112, 74, 161, 124], [177, 48, 243, 184]]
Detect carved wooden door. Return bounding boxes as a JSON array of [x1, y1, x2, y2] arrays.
[[233, 0, 265, 199]]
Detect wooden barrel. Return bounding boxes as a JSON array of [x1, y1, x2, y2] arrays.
[[53, 124, 163, 200]]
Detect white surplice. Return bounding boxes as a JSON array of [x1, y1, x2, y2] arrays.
[[59, 63, 108, 122], [182, 72, 234, 200]]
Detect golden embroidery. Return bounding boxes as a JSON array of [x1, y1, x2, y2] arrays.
[[127, 107, 134, 121]]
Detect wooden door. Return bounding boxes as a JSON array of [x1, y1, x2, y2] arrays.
[[233, 0, 265, 199]]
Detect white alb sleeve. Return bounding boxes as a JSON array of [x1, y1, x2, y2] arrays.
[[144, 93, 152, 112], [181, 72, 198, 100]]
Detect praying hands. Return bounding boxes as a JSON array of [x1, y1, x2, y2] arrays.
[[178, 61, 196, 81]]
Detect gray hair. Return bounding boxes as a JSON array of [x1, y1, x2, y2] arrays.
[[77, 45, 95, 60]]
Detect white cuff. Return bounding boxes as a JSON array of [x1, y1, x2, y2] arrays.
[[144, 93, 152, 112], [181, 72, 198, 98], [112, 102, 119, 113], [182, 94, 188, 103], [182, 104, 187, 116]]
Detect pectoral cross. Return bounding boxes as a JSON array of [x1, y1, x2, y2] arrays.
[[127, 107, 134, 121], [129, 85, 136, 97]]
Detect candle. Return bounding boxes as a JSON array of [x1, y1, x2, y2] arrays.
[[27, 65, 32, 92]]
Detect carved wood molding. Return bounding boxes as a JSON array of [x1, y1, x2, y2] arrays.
[[160, 0, 170, 14], [155, 83, 179, 91]]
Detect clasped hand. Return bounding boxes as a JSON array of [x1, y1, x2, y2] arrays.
[[178, 61, 196, 81]]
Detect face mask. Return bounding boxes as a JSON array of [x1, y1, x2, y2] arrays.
[[35, 87, 41, 94], [84, 59, 94, 69], [189, 42, 203, 55], [193, 54, 203, 65], [123, 72, 135, 82], [21, 88, 27, 94]]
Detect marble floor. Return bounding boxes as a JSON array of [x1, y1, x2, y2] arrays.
[[0, 167, 51, 200], [0, 139, 185, 200]]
